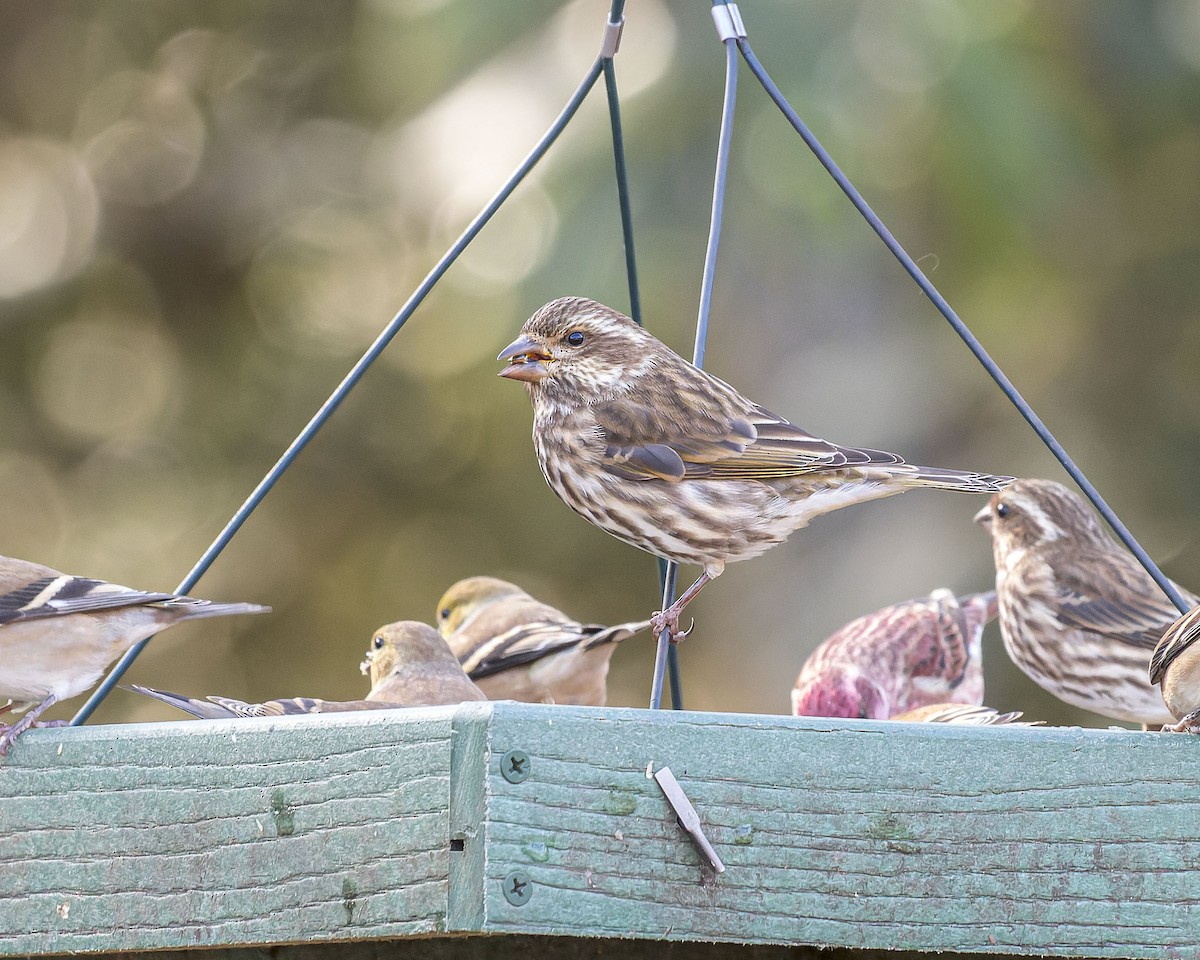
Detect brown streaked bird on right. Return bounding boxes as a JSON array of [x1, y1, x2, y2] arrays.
[[976, 478, 1195, 726], [436, 576, 651, 706], [133, 621, 484, 719], [498, 297, 1013, 638], [1150, 606, 1200, 733]]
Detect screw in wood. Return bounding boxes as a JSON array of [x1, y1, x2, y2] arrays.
[[501, 749, 530, 783], [502, 870, 532, 906]]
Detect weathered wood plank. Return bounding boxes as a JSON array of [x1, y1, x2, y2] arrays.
[[479, 705, 1200, 958], [3, 702, 1198, 959], [0, 708, 465, 955]]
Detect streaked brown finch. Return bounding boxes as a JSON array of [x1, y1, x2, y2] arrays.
[[499, 297, 1013, 636], [1149, 605, 1200, 733], [976, 478, 1194, 725]]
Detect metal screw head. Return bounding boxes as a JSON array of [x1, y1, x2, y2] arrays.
[[502, 870, 532, 906], [501, 749, 530, 783]]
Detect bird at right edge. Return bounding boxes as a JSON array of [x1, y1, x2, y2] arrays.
[[497, 297, 1013, 640]]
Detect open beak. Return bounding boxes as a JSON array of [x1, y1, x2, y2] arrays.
[[359, 651, 373, 676], [498, 334, 553, 383]]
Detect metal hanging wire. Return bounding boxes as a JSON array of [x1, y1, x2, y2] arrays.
[[714, 0, 1189, 616], [649, 5, 744, 711], [73, 45, 613, 725], [599, 0, 683, 709]]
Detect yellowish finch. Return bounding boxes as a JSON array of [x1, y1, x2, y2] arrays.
[[436, 576, 649, 705], [133, 620, 484, 718], [0, 553, 267, 753]]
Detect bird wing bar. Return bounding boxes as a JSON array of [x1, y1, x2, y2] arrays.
[[461, 621, 586, 680], [579, 618, 653, 650], [0, 576, 176, 624], [1149, 606, 1200, 684], [594, 398, 895, 483], [1054, 555, 1193, 651]]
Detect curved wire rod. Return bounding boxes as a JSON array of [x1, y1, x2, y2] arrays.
[[603, 61, 642, 327], [650, 32, 742, 711], [602, 47, 684, 707], [72, 61, 607, 726], [735, 37, 1189, 616]]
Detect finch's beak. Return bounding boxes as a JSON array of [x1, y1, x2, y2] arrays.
[[498, 334, 553, 383], [973, 502, 994, 528], [359, 652, 373, 676]]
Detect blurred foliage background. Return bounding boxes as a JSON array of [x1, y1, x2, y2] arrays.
[[2, 0, 1199, 728]]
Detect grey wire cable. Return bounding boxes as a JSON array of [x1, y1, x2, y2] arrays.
[[733, 33, 1190, 616], [72, 62, 607, 725], [650, 28, 741, 711], [600, 21, 684, 709]]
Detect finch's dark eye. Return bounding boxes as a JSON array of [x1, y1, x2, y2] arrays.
[[373, 636, 385, 649], [995, 503, 1010, 519], [440, 608, 451, 621], [566, 330, 586, 346]]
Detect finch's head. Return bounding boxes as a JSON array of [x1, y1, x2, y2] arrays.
[[974, 478, 1108, 558], [435, 576, 527, 637], [791, 668, 889, 720], [359, 620, 459, 685], [497, 297, 661, 397]]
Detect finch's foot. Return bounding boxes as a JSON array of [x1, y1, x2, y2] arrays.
[[0, 717, 68, 756], [0, 695, 58, 757], [650, 571, 714, 642], [1165, 710, 1200, 734], [0, 721, 26, 757], [651, 606, 684, 640], [651, 612, 695, 642]]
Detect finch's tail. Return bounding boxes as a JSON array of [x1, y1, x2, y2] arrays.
[[158, 599, 272, 622], [126, 684, 240, 719], [904, 466, 1014, 494], [581, 618, 654, 651]]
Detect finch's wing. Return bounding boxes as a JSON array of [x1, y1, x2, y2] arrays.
[[902, 593, 973, 684], [132, 686, 405, 718], [460, 617, 652, 681], [444, 593, 575, 663], [0, 575, 175, 625], [460, 621, 589, 679], [591, 370, 900, 482], [893, 703, 1036, 725], [1053, 550, 1194, 651], [1150, 606, 1200, 684], [218, 697, 402, 715]]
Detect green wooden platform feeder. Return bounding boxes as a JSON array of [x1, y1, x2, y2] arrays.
[[3, 704, 1196, 959]]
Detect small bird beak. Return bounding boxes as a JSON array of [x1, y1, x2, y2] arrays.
[[498, 334, 553, 383], [973, 503, 993, 528], [359, 651, 373, 676]]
